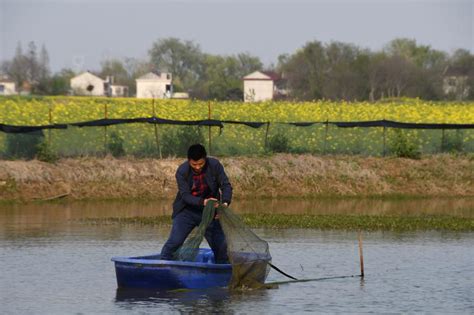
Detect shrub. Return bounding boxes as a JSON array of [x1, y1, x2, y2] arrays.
[[161, 126, 205, 157], [107, 132, 125, 157], [36, 140, 59, 163], [135, 138, 160, 158], [267, 132, 290, 153], [5, 131, 43, 159], [441, 130, 464, 153], [390, 129, 421, 159]]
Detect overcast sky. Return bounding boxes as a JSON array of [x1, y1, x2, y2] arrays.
[[1, 0, 472, 72]]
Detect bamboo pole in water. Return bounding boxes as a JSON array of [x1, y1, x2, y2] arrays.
[[358, 231, 365, 277]]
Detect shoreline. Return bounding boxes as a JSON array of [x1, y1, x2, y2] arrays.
[[0, 154, 472, 202], [81, 214, 474, 232]]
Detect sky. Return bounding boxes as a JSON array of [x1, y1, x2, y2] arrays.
[[0, 0, 472, 73]]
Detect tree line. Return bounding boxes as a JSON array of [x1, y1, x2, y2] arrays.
[[2, 37, 473, 101]]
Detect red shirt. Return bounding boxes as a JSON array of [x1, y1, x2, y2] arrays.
[[191, 172, 211, 202]]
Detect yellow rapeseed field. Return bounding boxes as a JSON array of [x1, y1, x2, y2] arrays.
[[0, 96, 473, 156]]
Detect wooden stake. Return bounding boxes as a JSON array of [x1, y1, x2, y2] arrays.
[[383, 126, 387, 157], [208, 101, 212, 155], [323, 120, 329, 154], [264, 122, 270, 151], [441, 129, 445, 152], [104, 103, 108, 155], [358, 231, 365, 278], [48, 106, 52, 146], [152, 99, 162, 159]]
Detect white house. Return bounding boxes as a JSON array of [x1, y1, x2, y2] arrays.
[[243, 71, 285, 102], [0, 76, 16, 95], [70, 72, 128, 97], [136, 72, 172, 99], [443, 66, 470, 100], [110, 84, 129, 97], [71, 71, 106, 96]]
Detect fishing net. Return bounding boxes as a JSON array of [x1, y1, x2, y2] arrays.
[[175, 200, 272, 290]]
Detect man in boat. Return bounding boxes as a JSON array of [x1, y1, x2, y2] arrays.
[[160, 143, 232, 263]]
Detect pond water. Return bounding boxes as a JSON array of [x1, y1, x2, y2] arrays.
[[0, 199, 473, 314]]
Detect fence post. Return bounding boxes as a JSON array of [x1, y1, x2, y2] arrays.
[[104, 103, 108, 156], [383, 126, 387, 157], [264, 122, 270, 151], [208, 101, 212, 155], [152, 98, 162, 159], [48, 105, 52, 147], [440, 129, 445, 153], [323, 120, 329, 154]]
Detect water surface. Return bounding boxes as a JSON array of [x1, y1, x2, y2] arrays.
[[0, 199, 473, 313]]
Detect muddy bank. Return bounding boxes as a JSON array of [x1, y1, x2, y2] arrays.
[[0, 154, 472, 202]]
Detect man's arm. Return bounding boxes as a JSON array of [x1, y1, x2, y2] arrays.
[[217, 161, 233, 205], [176, 170, 204, 207]]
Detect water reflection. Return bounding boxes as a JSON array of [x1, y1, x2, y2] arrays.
[[0, 198, 472, 239], [114, 287, 269, 313]]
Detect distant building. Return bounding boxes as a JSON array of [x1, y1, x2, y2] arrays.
[[443, 66, 470, 100], [70, 72, 128, 97], [136, 72, 172, 99], [171, 92, 189, 99], [71, 71, 106, 96], [0, 76, 17, 96], [243, 71, 287, 102], [105, 76, 129, 97], [109, 84, 129, 97]]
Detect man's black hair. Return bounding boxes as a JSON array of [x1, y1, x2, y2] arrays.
[[187, 144, 207, 160]]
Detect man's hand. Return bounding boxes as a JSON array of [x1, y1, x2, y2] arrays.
[[204, 198, 219, 207]]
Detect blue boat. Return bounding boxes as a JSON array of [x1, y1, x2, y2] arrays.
[[111, 248, 232, 290]]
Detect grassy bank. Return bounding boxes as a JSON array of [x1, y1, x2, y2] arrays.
[[82, 213, 474, 231], [0, 154, 473, 202]]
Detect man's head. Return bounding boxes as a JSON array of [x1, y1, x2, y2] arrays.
[[187, 144, 207, 174]]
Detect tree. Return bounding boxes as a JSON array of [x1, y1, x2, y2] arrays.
[[446, 49, 474, 100], [149, 38, 204, 91], [195, 52, 262, 100], [49, 68, 75, 95], [3, 43, 29, 92], [281, 40, 327, 100], [322, 42, 369, 100], [384, 38, 447, 99], [100, 59, 129, 84], [1, 41, 51, 94], [123, 57, 153, 96]]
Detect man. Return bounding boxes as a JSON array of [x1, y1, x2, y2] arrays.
[[160, 143, 232, 263]]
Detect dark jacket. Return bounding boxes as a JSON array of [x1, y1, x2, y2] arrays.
[[172, 157, 233, 218]]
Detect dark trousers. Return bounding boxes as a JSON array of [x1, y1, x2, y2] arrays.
[[160, 208, 229, 263]]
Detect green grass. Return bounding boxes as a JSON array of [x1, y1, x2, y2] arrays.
[[81, 213, 474, 231]]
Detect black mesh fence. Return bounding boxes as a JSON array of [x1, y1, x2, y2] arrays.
[[0, 119, 473, 159]]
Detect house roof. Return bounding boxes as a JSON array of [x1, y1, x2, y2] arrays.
[[0, 75, 15, 83], [262, 71, 281, 81], [136, 71, 171, 81], [243, 70, 281, 81], [444, 66, 470, 77], [72, 71, 105, 82]]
